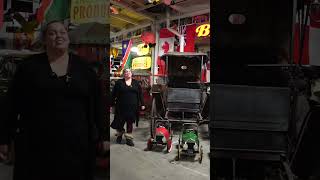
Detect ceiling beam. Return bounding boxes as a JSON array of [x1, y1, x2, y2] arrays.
[[110, 22, 123, 29], [111, 14, 140, 26], [110, 8, 210, 39], [136, 0, 191, 12], [158, 8, 210, 23], [110, 0, 155, 21], [130, 0, 146, 8], [110, 26, 121, 32], [136, 2, 159, 11], [110, 22, 152, 38]]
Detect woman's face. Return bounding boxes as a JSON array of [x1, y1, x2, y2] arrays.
[[44, 22, 70, 51], [124, 69, 132, 79]]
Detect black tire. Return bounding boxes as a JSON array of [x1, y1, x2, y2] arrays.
[[199, 146, 203, 164], [177, 145, 181, 160], [150, 98, 157, 138], [147, 139, 153, 151], [177, 138, 181, 160]]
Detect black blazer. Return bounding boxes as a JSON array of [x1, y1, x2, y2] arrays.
[[0, 52, 108, 180]]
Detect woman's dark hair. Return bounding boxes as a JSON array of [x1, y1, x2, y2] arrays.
[[123, 68, 133, 77], [40, 20, 68, 41]]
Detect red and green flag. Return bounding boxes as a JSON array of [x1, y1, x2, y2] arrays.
[[121, 39, 134, 70], [36, 0, 70, 24]]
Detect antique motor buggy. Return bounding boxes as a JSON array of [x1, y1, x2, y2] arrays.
[[147, 119, 173, 153], [150, 52, 209, 136], [209, 0, 313, 179], [177, 123, 203, 163]]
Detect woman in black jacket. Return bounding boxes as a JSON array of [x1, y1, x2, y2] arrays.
[[111, 68, 145, 146], [0, 21, 108, 180]]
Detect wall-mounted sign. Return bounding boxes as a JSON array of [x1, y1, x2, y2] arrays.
[[196, 24, 210, 37], [110, 47, 119, 58], [132, 56, 152, 70], [192, 14, 209, 24], [71, 0, 109, 24], [137, 44, 150, 56]]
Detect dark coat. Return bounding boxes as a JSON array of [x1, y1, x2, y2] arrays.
[[110, 78, 144, 129], [0, 53, 108, 180]]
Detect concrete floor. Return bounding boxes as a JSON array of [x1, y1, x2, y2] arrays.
[[0, 163, 106, 180], [110, 115, 210, 180], [0, 115, 210, 180]]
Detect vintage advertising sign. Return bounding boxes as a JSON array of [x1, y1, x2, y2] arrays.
[[71, 0, 109, 24], [137, 43, 150, 56], [196, 24, 210, 37], [132, 56, 152, 70]]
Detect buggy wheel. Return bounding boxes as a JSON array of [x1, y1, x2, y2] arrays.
[[199, 145, 203, 164], [177, 139, 181, 160], [278, 160, 296, 180], [167, 139, 172, 153], [147, 139, 153, 151], [150, 98, 157, 137]]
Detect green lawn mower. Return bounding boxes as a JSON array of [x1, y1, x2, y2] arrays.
[[177, 123, 203, 163]]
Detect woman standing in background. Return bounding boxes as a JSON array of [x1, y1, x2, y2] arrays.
[[111, 68, 145, 146]]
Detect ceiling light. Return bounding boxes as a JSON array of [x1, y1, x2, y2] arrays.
[[131, 47, 138, 53]]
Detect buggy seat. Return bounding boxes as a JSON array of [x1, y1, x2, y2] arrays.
[[166, 88, 202, 113]]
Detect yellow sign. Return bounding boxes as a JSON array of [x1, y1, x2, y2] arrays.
[[110, 47, 119, 58], [196, 24, 210, 37], [137, 44, 150, 56], [132, 56, 152, 70], [71, 0, 109, 24]]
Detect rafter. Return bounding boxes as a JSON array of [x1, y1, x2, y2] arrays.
[[110, 0, 155, 21], [136, 2, 159, 11], [111, 14, 140, 26], [129, 0, 146, 8], [110, 22, 152, 38]]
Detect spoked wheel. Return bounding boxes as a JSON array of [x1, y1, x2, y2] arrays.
[[198, 145, 203, 164], [278, 160, 297, 180], [167, 132, 173, 153], [167, 139, 173, 153], [147, 139, 153, 151], [150, 98, 157, 137], [177, 138, 181, 160]]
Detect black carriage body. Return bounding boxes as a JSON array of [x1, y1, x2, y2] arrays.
[[210, 68, 298, 179], [210, 0, 301, 178], [165, 53, 204, 89], [211, 84, 291, 160], [158, 53, 209, 124]]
